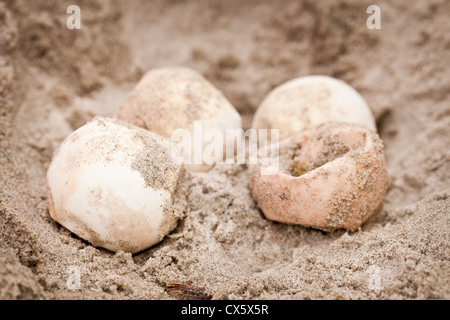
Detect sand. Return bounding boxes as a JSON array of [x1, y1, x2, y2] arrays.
[[0, 0, 449, 299]]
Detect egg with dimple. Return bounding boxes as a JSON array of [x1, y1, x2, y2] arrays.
[[117, 67, 242, 172], [46, 117, 187, 253], [249, 122, 388, 231], [252, 75, 376, 141]]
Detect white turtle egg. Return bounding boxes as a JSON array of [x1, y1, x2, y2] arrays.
[[252, 75, 376, 141], [117, 67, 242, 171], [46, 117, 187, 253]]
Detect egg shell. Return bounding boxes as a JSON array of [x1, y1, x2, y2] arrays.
[[252, 75, 376, 141], [249, 122, 388, 231], [46, 117, 187, 253], [117, 67, 242, 171]]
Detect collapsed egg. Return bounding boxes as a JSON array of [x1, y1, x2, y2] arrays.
[[249, 122, 388, 231], [46, 117, 187, 253]]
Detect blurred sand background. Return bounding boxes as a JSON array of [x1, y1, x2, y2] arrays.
[[0, 0, 449, 299]]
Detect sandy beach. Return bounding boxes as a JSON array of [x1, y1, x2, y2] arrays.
[[0, 0, 449, 299]]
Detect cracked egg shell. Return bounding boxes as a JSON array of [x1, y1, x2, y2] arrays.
[[116, 67, 242, 172], [46, 117, 187, 253], [249, 122, 388, 231], [252, 75, 376, 141]]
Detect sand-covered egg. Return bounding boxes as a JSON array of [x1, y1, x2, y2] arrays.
[[46, 117, 187, 253], [117, 67, 242, 171], [249, 122, 388, 231], [252, 75, 376, 141]]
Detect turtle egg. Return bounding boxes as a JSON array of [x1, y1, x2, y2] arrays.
[[252, 75, 376, 141], [46, 117, 187, 253], [249, 122, 388, 231], [116, 67, 242, 172]]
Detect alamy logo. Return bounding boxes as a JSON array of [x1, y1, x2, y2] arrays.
[[170, 121, 280, 174], [66, 265, 81, 290], [367, 265, 382, 291], [65, 5, 380, 31], [366, 5, 381, 30], [66, 5, 81, 30]]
